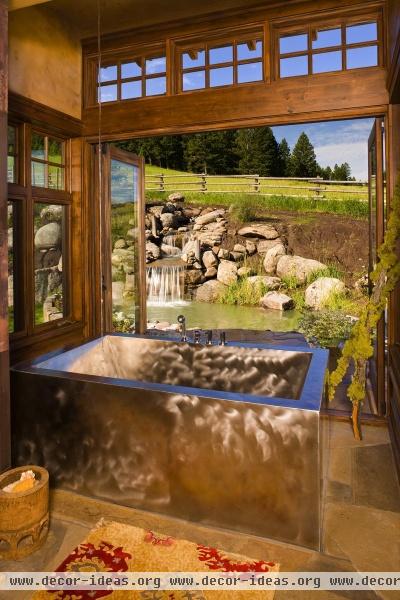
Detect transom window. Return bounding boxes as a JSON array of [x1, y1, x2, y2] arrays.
[[98, 54, 167, 103], [179, 37, 264, 92], [31, 132, 65, 190], [278, 20, 379, 79]]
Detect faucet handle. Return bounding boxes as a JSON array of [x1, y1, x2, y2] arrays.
[[194, 330, 201, 344], [205, 330, 213, 345], [219, 331, 226, 346]]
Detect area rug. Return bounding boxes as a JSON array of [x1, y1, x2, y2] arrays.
[[33, 519, 279, 599]]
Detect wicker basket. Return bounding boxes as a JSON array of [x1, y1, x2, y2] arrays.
[[0, 465, 49, 560]]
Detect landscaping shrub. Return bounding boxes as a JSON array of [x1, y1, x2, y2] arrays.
[[298, 311, 355, 347]]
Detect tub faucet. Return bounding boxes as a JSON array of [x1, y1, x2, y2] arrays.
[[219, 331, 227, 346], [177, 315, 187, 342], [205, 330, 213, 345], [194, 330, 201, 344]]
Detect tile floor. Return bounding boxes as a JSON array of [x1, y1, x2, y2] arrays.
[[1, 420, 399, 600]]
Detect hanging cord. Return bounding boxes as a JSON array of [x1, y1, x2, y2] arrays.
[[97, 0, 104, 337]]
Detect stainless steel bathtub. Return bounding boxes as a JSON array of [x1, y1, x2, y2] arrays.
[[11, 333, 328, 550]]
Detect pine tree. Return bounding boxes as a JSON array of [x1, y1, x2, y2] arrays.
[[277, 138, 291, 176], [235, 127, 279, 176], [290, 132, 319, 177], [332, 162, 351, 181]]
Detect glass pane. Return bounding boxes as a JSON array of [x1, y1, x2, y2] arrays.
[[237, 40, 262, 61], [98, 84, 118, 103], [237, 61, 263, 83], [312, 28, 341, 49], [34, 203, 65, 325], [346, 45, 378, 69], [48, 165, 65, 190], [7, 156, 15, 184], [31, 161, 46, 187], [182, 70, 206, 91], [31, 132, 45, 160], [280, 55, 308, 77], [210, 66, 234, 87], [121, 60, 142, 79], [182, 50, 205, 69], [146, 76, 166, 96], [346, 22, 377, 45], [7, 126, 16, 154], [111, 160, 139, 331], [122, 80, 142, 99], [99, 65, 117, 82], [8, 202, 15, 333], [48, 138, 63, 165], [146, 56, 166, 74], [312, 50, 342, 73], [209, 45, 233, 64], [280, 33, 308, 55]]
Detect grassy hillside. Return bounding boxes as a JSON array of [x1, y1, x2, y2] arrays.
[[144, 165, 368, 219]]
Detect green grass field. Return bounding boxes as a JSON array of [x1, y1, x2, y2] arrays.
[[145, 165, 369, 218]]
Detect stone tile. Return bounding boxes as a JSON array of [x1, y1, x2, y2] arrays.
[[352, 444, 400, 513], [327, 421, 390, 450], [325, 480, 353, 504], [328, 447, 352, 487], [324, 502, 400, 574]]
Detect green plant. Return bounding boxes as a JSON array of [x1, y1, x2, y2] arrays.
[[112, 311, 135, 333], [298, 311, 354, 348], [280, 273, 301, 289], [219, 277, 267, 306], [306, 263, 344, 284], [329, 174, 400, 440]]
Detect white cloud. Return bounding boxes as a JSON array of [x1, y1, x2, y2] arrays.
[[314, 141, 368, 181]]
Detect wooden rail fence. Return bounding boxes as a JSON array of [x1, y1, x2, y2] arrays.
[[146, 173, 369, 200]]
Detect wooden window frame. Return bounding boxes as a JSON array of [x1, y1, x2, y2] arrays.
[[273, 10, 384, 81], [172, 26, 265, 95], [96, 47, 168, 105], [7, 123, 73, 339]]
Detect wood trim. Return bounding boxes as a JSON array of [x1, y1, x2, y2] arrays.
[[9, 92, 82, 138], [0, 0, 10, 472], [388, 344, 400, 483]]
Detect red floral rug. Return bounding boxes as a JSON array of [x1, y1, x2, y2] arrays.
[[33, 519, 279, 599]]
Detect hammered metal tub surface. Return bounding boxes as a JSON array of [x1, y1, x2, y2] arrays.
[[11, 334, 328, 550]]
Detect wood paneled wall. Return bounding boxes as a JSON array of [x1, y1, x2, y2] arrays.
[[388, 0, 400, 102], [0, 0, 10, 472]]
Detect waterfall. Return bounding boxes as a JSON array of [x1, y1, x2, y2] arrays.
[[163, 232, 192, 254], [147, 264, 186, 305]]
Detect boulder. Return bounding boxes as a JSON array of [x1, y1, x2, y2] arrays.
[[218, 248, 230, 260], [238, 224, 279, 240], [196, 279, 226, 302], [204, 267, 218, 279], [146, 241, 161, 261], [185, 270, 203, 285], [42, 249, 61, 268], [277, 255, 326, 284], [257, 239, 284, 255], [233, 243, 246, 254], [245, 240, 257, 255], [248, 275, 281, 290], [34, 223, 61, 250], [39, 204, 63, 223], [168, 192, 185, 203], [147, 205, 165, 218], [8, 228, 13, 251], [126, 228, 138, 240], [260, 291, 294, 311], [217, 260, 238, 285], [305, 277, 346, 309], [230, 251, 245, 262], [161, 243, 180, 257], [160, 213, 176, 229], [114, 238, 127, 249], [112, 281, 124, 305], [195, 209, 225, 226], [263, 243, 286, 274], [202, 250, 218, 269]]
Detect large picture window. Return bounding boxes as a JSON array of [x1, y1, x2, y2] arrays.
[[277, 20, 379, 79]]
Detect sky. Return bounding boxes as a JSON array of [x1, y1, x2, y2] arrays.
[[272, 118, 374, 181]]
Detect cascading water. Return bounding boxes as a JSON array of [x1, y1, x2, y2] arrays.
[[147, 264, 186, 306], [163, 232, 192, 255]]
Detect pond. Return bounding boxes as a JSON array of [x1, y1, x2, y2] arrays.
[[147, 300, 302, 331]]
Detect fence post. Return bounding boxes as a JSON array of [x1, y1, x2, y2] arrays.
[[201, 172, 207, 193], [160, 173, 165, 192], [253, 175, 260, 193]]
